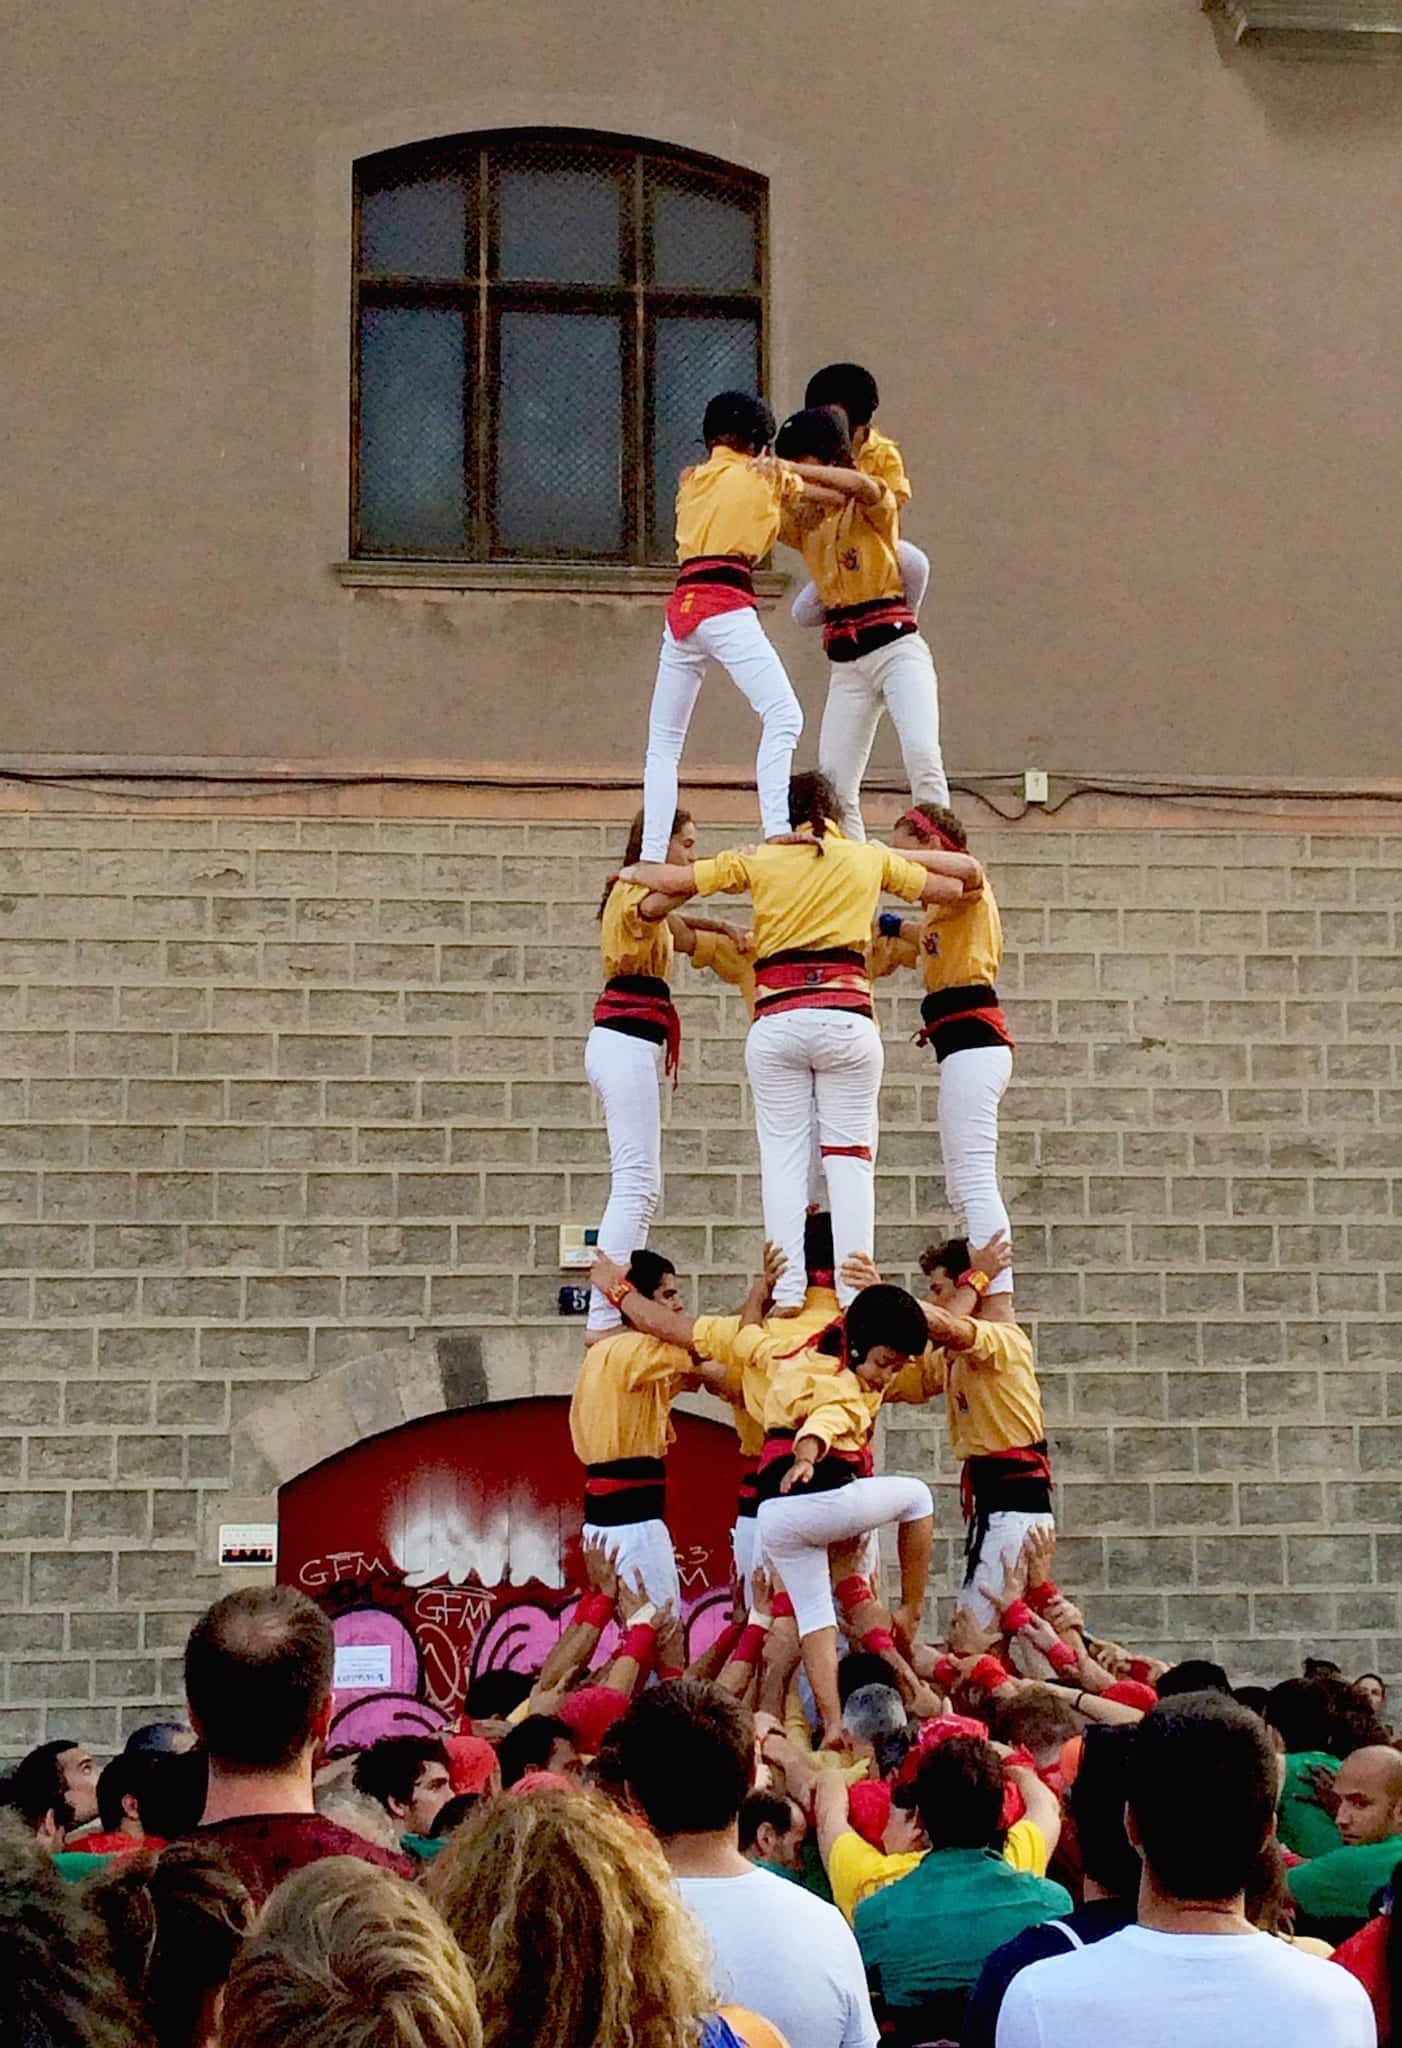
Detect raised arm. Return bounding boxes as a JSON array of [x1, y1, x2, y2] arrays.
[[586, 1252, 736, 1393], [616, 860, 698, 904]]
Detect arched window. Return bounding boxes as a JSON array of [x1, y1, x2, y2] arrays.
[[351, 129, 767, 567]]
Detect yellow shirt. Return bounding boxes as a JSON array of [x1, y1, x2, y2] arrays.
[[693, 927, 916, 1018], [692, 829, 927, 961], [569, 1331, 702, 1465], [763, 1354, 883, 1457], [795, 484, 904, 612], [693, 1289, 841, 1457], [674, 445, 803, 564], [599, 881, 673, 983], [859, 427, 912, 508], [917, 879, 1003, 993], [887, 1320, 1043, 1461], [828, 1820, 1050, 1923]]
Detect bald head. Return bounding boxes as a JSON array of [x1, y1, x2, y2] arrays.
[[1335, 1745, 1402, 1846]]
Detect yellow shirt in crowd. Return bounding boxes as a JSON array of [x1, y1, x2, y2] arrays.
[[693, 1289, 841, 1456], [675, 445, 803, 564], [827, 1819, 1051, 1923], [569, 1332, 701, 1466], [794, 484, 904, 611], [599, 881, 673, 983], [691, 829, 927, 961], [886, 1319, 1043, 1460], [859, 427, 912, 508], [915, 880, 1004, 994]]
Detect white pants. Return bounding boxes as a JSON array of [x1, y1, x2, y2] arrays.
[[585, 1515, 681, 1614], [732, 1516, 761, 1605], [746, 1010, 883, 1309], [643, 610, 802, 859], [960, 1509, 1056, 1626], [759, 1475, 933, 1638], [817, 633, 946, 842], [937, 1044, 1014, 1296], [583, 1026, 663, 1332]]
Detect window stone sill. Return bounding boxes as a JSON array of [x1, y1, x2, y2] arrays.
[[334, 560, 791, 598]]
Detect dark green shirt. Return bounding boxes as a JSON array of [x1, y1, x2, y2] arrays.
[[1277, 1751, 1342, 1860], [1286, 1832, 1402, 1927], [854, 1845, 1072, 2008]]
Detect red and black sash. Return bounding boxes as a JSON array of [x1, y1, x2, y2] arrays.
[[915, 980, 1014, 1063], [753, 946, 872, 1021], [593, 974, 681, 1083], [666, 554, 757, 639], [822, 596, 918, 664], [755, 1429, 874, 1502], [583, 1455, 666, 1528], [960, 1441, 1053, 1568]]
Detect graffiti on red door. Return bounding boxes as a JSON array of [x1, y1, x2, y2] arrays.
[[277, 1395, 742, 1745]]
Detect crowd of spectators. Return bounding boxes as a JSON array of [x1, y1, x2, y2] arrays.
[[2, 1530, 1398, 2048]]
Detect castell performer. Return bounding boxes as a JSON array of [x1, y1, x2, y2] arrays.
[[616, 770, 982, 1314]]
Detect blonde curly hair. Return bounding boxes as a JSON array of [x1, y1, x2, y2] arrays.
[[428, 1787, 714, 2048], [220, 1857, 481, 2048]]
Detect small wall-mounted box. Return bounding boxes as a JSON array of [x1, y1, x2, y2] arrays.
[[559, 1224, 600, 1271]]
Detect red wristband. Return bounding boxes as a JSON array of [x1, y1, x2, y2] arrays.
[[835, 1574, 875, 1611], [710, 1620, 744, 1667], [621, 1622, 658, 1674], [770, 1591, 795, 1620], [861, 1627, 895, 1655], [732, 1624, 767, 1668], [1047, 1640, 1078, 1675], [575, 1590, 614, 1630], [1128, 1658, 1155, 1685], [1025, 1581, 1059, 1615], [969, 1655, 1011, 1693], [658, 1663, 684, 1682], [932, 1655, 958, 1690], [1003, 1599, 1034, 1634]]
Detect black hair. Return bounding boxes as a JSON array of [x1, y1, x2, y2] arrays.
[[1127, 1691, 1276, 1903], [614, 1679, 753, 1836], [626, 1249, 676, 1300], [838, 1651, 898, 1706], [123, 1723, 191, 1758], [919, 1236, 969, 1283], [132, 1750, 208, 1843], [85, 1841, 255, 2048], [1156, 1658, 1231, 1700], [702, 390, 774, 455], [1304, 1657, 1343, 1680], [803, 1210, 835, 1280], [185, 1586, 334, 1773], [1233, 1686, 1270, 1717], [844, 1283, 929, 1366], [804, 362, 880, 430], [598, 805, 692, 919], [786, 769, 842, 856], [351, 1734, 449, 1814], [1264, 1677, 1337, 1755], [1357, 1673, 1387, 1694], [1069, 1724, 1141, 1898], [738, 1789, 798, 1855], [495, 1715, 574, 1789], [464, 1668, 534, 1719], [429, 1791, 481, 1839], [98, 1755, 137, 1835], [9, 1740, 81, 1834], [774, 405, 853, 468], [912, 1736, 1005, 1851]]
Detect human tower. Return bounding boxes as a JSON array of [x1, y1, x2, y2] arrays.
[[571, 365, 1051, 1745]]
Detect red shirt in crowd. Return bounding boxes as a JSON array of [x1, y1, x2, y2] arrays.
[[189, 1814, 412, 1902]]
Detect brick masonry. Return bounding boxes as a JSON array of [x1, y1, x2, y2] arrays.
[[0, 807, 1400, 1752]]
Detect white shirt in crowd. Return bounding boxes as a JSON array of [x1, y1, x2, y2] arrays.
[[676, 1867, 879, 2048], [996, 1924, 1374, 2048]]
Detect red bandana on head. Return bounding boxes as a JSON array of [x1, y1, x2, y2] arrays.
[[899, 806, 962, 855]]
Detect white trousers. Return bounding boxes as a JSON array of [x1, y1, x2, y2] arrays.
[[732, 1516, 761, 1605], [759, 1475, 933, 1638], [585, 1515, 682, 1614], [643, 610, 802, 859], [960, 1509, 1056, 1626], [817, 633, 947, 842], [937, 1043, 1014, 1296], [583, 1026, 663, 1332], [746, 1010, 883, 1309]]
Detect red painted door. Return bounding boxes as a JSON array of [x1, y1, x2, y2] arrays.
[[277, 1396, 742, 1745]]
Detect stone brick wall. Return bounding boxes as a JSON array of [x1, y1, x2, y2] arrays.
[[1, 807, 1400, 1752]]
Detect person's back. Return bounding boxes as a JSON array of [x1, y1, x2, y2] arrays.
[[995, 1693, 1372, 2048], [853, 1736, 1070, 2014], [614, 1679, 877, 2048], [183, 1585, 411, 1902]]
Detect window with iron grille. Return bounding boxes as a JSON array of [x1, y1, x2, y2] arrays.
[[351, 130, 768, 566]]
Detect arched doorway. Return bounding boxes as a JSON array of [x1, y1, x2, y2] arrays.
[[277, 1394, 741, 1743]]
